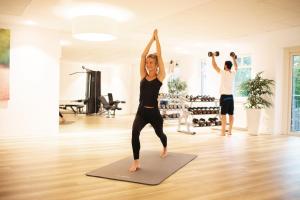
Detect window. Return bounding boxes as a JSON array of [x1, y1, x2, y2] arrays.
[[234, 56, 252, 97], [199, 59, 220, 97], [291, 55, 300, 132], [200, 55, 252, 98]]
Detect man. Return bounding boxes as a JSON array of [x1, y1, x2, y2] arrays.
[[211, 52, 238, 136]]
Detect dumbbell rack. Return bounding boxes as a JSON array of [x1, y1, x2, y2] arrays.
[[177, 97, 221, 135], [158, 94, 183, 121]]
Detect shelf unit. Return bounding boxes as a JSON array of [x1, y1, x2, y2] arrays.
[[158, 94, 185, 121], [177, 97, 221, 135]]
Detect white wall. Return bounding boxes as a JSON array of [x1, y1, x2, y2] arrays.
[[236, 27, 300, 134], [0, 24, 61, 135]]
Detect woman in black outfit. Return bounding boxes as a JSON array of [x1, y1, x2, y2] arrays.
[[129, 29, 167, 172]]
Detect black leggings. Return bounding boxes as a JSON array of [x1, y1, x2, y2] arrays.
[[131, 106, 167, 160]]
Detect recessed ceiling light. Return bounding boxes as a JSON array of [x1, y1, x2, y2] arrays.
[[73, 33, 116, 41]]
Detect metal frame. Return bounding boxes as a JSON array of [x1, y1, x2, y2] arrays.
[[287, 48, 300, 135]]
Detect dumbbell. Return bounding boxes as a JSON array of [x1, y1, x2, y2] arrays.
[[194, 108, 199, 115], [230, 52, 237, 59], [192, 118, 199, 124], [199, 107, 203, 114], [208, 51, 220, 57], [208, 96, 214, 101], [198, 107, 203, 114], [209, 107, 213, 114], [205, 121, 211, 126], [201, 107, 206, 114], [208, 117, 217, 125], [213, 107, 218, 114], [199, 118, 206, 127]]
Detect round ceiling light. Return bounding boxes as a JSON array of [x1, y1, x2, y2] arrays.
[[72, 15, 117, 42], [66, 1, 133, 22]]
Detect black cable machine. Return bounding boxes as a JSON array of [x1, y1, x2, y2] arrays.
[[69, 66, 101, 115]]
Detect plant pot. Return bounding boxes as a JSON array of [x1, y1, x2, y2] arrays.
[[246, 108, 261, 135]]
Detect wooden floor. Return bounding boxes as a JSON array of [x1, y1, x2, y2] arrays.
[[1, 114, 300, 200]]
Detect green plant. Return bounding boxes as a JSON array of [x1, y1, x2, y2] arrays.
[[167, 77, 187, 95], [239, 71, 275, 109]]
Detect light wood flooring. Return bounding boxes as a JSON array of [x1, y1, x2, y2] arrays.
[[1, 114, 300, 200]]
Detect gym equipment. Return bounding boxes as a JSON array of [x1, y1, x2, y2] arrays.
[[185, 95, 216, 102], [188, 106, 221, 115], [59, 104, 84, 114], [199, 118, 206, 127], [69, 66, 101, 115], [100, 96, 118, 118], [192, 118, 199, 124], [208, 51, 219, 57], [164, 113, 180, 119], [177, 94, 221, 133], [230, 52, 237, 59], [86, 151, 197, 185], [208, 117, 218, 126], [191, 117, 222, 127], [85, 68, 101, 114], [108, 93, 125, 112]]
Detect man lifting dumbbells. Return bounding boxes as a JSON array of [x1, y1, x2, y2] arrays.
[[209, 51, 238, 136]]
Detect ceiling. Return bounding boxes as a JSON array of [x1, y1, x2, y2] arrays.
[[1, 0, 300, 62]]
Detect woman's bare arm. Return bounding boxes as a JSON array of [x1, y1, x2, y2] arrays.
[[140, 34, 155, 79], [154, 30, 165, 82]]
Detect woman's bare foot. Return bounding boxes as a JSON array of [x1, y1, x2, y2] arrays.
[[160, 147, 168, 158], [128, 160, 140, 172]]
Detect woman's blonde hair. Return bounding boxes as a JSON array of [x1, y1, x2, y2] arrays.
[[146, 53, 158, 65]]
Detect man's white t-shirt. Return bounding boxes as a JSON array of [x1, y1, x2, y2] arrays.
[[220, 70, 236, 95]]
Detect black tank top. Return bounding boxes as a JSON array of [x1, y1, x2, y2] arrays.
[[139, 77, 162, 107]]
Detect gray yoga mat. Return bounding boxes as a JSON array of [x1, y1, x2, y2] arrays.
[[86, 151, 197, 185]]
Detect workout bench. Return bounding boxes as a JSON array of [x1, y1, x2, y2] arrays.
[[59, 104, 84, 114]]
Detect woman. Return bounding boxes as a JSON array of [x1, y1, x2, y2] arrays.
[[129, 29, 167, 172]]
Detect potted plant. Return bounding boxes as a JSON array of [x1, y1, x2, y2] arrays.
[[167, 77, 187, 95], [239, 71, 275, 135]]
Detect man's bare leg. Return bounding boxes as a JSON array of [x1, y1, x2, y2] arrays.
[[221, 115, 226, 136], [228, 115, 234, 135]]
